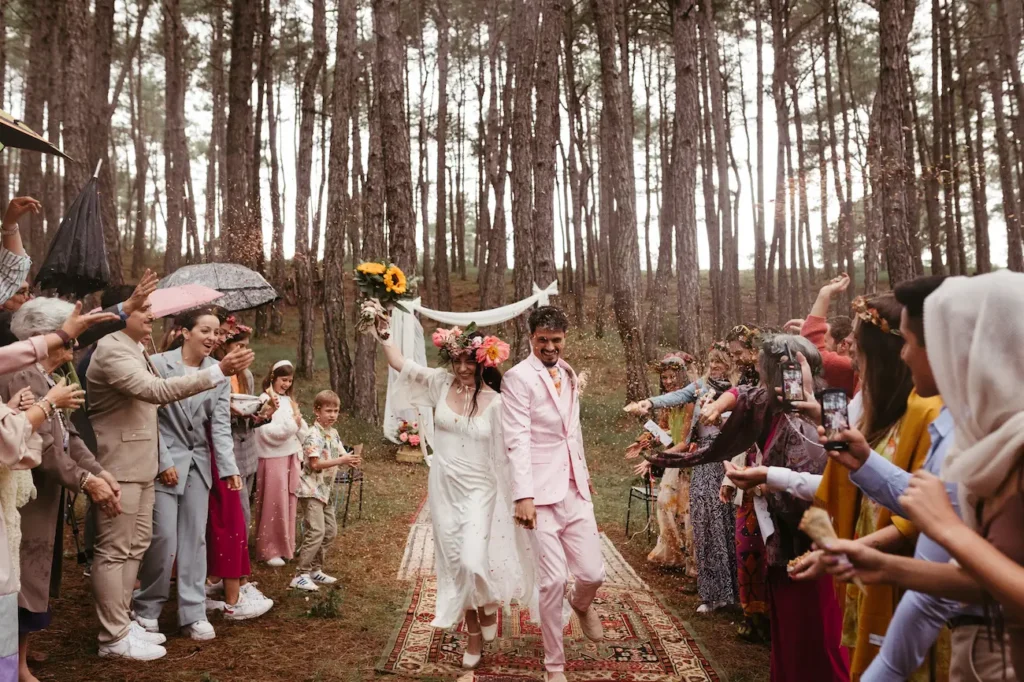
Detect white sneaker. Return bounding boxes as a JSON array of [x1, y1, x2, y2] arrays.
[[310, 570, 338, 585], [266, 557, 286, 567], [98, 633, 167, 661], [129, 621, 167, 645], [289, 574, 320, 592], [132, 613, 160, 633], [205, 580, 224, 597], [224, 594, 273, 621], [240, 583, 273, 607], [182, 620, 216, 641]]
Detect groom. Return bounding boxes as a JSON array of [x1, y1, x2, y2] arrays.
[[502, 306, 605, 682]]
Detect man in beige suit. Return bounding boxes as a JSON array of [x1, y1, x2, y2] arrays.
[[86, 298, 253, 660]]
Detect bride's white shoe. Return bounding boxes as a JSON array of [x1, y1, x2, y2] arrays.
[[480, 606, 498, 643], [463, 630, 483, 669]]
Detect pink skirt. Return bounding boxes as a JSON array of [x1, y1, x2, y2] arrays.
[[207, 455, 251, 579], [253, 455, 300, 562], [767, 566, 850, 682]]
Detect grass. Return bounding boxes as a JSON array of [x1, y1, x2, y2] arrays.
[[32, 274, 770, 682]]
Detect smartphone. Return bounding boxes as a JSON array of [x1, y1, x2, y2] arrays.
[[781, 362, 804, 407], [821, 388, 850, 450]]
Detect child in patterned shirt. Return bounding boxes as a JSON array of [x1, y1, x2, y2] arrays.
[[290, 390, 362, 592]]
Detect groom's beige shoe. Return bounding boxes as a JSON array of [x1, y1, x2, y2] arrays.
[[546, 673, 568, 682], [572, 604, 604, 642]]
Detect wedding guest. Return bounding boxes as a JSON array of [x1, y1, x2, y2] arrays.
[[2, 299, 129, 681], [798, 274, 858, 397], [647, 334, 849, 682], [292, 390, 362, 592], [133, 309, 250, 642], [86, 297, 253, 660], [823, 271, 1024, 680], [724, 324, 761, 387], [0, 381, 84, 682], [806, 293, 942, 679], [253, 360, 307, 568], [625, 353, 694, 576], [625, 345, 739, 614]]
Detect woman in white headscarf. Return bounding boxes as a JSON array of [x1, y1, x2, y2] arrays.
[[822, 270, 1024, 677]]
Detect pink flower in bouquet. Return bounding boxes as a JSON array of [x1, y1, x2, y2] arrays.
[[409, 435, 421, 447], [476, 336, 511, 368], [432, 328, 452, 348], [471, 336, 484, 348], [450, 326, 463, 338], [399, 432, 409, 443]]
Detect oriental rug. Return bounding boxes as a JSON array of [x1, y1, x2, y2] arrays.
[[380, 502, 723, 682]]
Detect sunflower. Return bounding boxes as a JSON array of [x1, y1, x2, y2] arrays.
[[383, 265, 407, 294], [357, 261, 387, 276]]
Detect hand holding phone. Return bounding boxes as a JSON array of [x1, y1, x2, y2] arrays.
[[820, 389, 850, 451]]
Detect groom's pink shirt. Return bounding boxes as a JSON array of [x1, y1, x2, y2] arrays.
[[502, 352, 591, 506]]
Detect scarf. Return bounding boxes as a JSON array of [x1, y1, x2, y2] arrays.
[[705, 376, 733, 397], [930, 271, 1024, 526]]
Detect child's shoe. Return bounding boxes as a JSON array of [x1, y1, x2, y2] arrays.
[[289, 574, 320, 592], [310, 570, 338, 585]]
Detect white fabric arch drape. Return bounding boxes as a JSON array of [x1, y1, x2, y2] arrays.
[[383, 281, 558, 448]]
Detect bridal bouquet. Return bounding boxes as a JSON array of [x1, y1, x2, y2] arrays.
[[354, 260, 416, 340]]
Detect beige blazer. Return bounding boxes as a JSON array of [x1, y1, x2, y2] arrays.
[[86, 331, 219, 483]]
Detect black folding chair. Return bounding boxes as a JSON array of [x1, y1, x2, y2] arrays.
[[333, 468, 364, 528], [625, 476, 658, 539]]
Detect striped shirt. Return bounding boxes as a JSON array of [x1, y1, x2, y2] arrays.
[[0, 247, 30, 305]]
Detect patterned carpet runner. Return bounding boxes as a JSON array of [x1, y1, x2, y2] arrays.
[[380, 502, 722, 681]]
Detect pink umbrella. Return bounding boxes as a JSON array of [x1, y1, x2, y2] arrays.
[[92, 284, 223, 319]]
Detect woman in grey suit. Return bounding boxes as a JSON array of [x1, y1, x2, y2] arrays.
[[133, 309, 242, 642]]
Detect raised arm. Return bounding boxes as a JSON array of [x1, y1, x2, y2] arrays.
[[102, 343, 220, 405], [380, 339, 405, 373]]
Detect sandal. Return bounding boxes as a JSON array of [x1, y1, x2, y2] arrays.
[[462, 630, 483, 669]]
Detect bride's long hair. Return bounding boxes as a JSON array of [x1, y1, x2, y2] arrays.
[[454, 331, 502, 417]]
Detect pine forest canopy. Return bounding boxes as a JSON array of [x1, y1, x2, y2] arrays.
[[2, 0, 1023, 411]]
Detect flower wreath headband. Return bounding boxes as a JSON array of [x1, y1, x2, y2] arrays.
[[851, 296, 902, 337], [432, 322, 511, 369]]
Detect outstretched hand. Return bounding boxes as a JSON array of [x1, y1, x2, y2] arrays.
[[820, 273, 851, 300]]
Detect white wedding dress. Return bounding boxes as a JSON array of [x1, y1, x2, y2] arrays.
[[395, 361, 535, 629]]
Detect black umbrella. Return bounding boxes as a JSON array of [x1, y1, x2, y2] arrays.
[[159, 263, 278, 312], [0, 109, 71, 159], [35, 169, 110, 298]]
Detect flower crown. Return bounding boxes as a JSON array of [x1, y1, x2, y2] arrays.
[[726, 324, 761, 349], [223, 315, 252, 340], [851, 296, 902, 337], [709, 340, 729, 354], [432, 323, 511, 369]]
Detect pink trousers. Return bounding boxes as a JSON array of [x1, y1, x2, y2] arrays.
[[532, 482, 606, 673]]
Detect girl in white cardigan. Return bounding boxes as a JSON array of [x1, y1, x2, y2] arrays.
[[252, 361, 308, 566]]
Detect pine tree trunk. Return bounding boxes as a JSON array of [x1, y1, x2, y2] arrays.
[[18, 5, 49, 262], [163, 0, 186, 274], [937, 2, 961, 275], [374, 0, 417, 275], [922, 2, 946, 275], [481, 8, 510, 310], [353, 41, 386, 424], [876, 0, 917, 284], [671, 0, 702, 353], [533, 0, 561, 295], [592, 0, 648, 400], [700, 2, 735, 330], [204, 2, 225, 262], [644, 49, 672, 360], [833, 0, 857, 296], [417, 24, 432, 303], [564, 6, 588, 325], [753, 0, 767, 323], [43, 0, 62, 247], [810, 54, 833, 279], [983, 7, 1024, 270], [822, 3, 850, 286], [293, 0, 326, 378], [324, 0, 356, 407], [641, 46, 654, 294], [770, 0, 791, 323], [433, 0, 452, 309], [268, 53, 285, 334], [509, 0, 539, 358], [955, 6, 990, 273], [698, 40, 722, 336], [224, 0, 259, 271], [129, 60, 148, 278]]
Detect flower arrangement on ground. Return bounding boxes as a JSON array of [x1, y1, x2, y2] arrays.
[[354, 260, 416, 339], [397, 420, 421, 448]]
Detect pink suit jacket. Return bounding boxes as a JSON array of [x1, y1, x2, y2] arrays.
[[502, 352, 591, 507]]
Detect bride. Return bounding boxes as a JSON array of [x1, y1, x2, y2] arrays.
[[377, 321, 534, 669]]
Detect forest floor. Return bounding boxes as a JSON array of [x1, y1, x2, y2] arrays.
[[30, 275, 771, 682]]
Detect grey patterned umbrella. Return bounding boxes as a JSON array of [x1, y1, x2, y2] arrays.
[[159, 263, 277, 312]]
